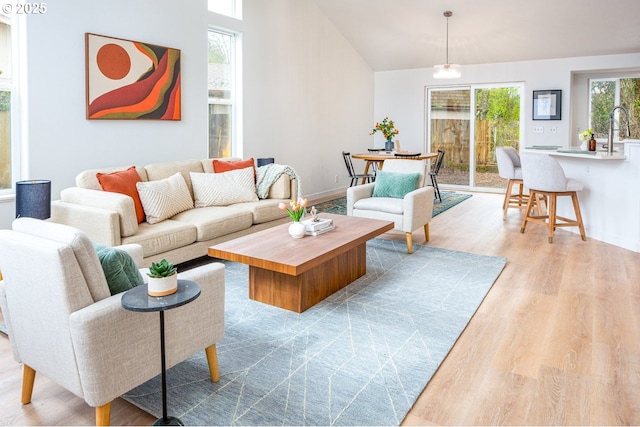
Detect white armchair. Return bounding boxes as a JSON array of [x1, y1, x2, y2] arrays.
[[0, 218, 225, 426], [347, 159, 434, 253]]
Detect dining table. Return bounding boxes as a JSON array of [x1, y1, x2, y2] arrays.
[[351, 151, 439, 184]]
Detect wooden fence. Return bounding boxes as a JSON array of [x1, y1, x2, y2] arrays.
[[430, 119, 519, 170]]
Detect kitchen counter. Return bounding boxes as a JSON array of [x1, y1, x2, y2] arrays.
[[522, 143, 639, 252], [524, 146, 626, 160]]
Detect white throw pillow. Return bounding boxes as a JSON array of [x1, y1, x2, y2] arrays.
[[191, 167, 258, 207], [136, 172, 194, 224]]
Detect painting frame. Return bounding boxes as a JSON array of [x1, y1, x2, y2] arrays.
[[85, 33, 181, 120], [532, 90, 562, 121]]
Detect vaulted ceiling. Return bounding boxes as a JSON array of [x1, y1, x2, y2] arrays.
[[312, 0, 640, 71]]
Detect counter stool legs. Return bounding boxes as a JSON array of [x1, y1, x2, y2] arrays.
[[520, 189, 586, 243], [502, 178, 529, 220]]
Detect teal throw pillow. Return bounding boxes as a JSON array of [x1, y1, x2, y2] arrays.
[[372, 171, 421, 198], [94, 244, 145, 295]]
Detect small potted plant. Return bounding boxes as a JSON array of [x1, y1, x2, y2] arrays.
[[147, 258, 178, 296]]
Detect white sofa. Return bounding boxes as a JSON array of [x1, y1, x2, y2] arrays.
[[51, 158, 298, 267]]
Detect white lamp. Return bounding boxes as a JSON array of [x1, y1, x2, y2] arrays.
[[433, 11, 461, 79]]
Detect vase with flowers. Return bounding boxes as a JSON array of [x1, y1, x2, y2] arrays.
[[579, 128, 593, 151], [370, 117, 399, 152], [279, 197, 308, 238]]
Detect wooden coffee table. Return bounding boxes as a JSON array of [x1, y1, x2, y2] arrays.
[[208, 213, 393, 313]]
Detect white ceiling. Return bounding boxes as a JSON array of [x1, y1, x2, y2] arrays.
[[312, 0, 640, 71]]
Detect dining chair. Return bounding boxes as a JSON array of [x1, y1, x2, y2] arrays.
[[520, 154, 586, 243], [342, 151, 375, 187], [429, 149, 445, 202]]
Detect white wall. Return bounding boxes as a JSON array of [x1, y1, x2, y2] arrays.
[[0, 0, 209, 228], [374, 53, 640, 154], [242, 0, 374, 198], [0, 0, 374, 228]]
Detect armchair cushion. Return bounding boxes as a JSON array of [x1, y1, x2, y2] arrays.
[[354, 197, 404, 215], [372, 171, 420, 198], [94, 244, 144, 295]]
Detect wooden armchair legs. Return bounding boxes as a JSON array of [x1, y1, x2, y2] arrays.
[[21, 364, 36, 405], [83, 343, 220, 427], [205, 344, 220, 382], [405, 224, 430, 254], [19, 346, 220, 427], [95, 403, 111, 426], [22, 364, 112, 426]]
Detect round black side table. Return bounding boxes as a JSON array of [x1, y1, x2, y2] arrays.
[[121, 280, 201, 426]]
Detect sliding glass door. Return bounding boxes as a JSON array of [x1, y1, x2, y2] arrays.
[[427, 83, 523, 191], [427, 88, 471, 186]]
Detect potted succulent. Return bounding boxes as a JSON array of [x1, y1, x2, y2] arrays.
[[147, 259, 178, 296]]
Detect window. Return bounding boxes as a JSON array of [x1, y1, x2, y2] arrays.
[[0, 15, 13, 191], [208, 0, 241, 19], [589, 77, 640, 141], [208, 29, 237, 158]]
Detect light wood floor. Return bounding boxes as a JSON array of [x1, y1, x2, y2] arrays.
[[1, 192, 639, 425]]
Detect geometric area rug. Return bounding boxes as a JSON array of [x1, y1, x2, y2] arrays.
[[122, 238, 506, 426]]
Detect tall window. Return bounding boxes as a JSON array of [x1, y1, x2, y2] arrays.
[[590, 77, 640, 141], [0, 14, 13, 191], [208, 0, 242, 19], [208, 29, 236, 158]]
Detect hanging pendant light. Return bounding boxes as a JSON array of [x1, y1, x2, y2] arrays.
[[433, 11, 461, 79]]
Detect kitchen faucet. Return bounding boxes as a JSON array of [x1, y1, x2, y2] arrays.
[[607, 105, 631, 155]]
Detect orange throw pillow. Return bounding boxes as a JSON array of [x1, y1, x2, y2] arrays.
[[96, 166, 145, 224], [212, 158, 256, 180]]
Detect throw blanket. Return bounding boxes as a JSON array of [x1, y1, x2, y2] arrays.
[[256, 163, 303, 199]]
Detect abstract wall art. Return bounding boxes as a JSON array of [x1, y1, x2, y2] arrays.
[[85, 33, 181, 120]]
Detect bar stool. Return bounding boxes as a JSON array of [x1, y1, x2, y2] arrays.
[[496, 147, 529, 220], [520, 154, 586, 243]]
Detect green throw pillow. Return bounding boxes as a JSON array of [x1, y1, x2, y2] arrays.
[[94, 244, 145, 295], [372, 171, 421, 198]]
